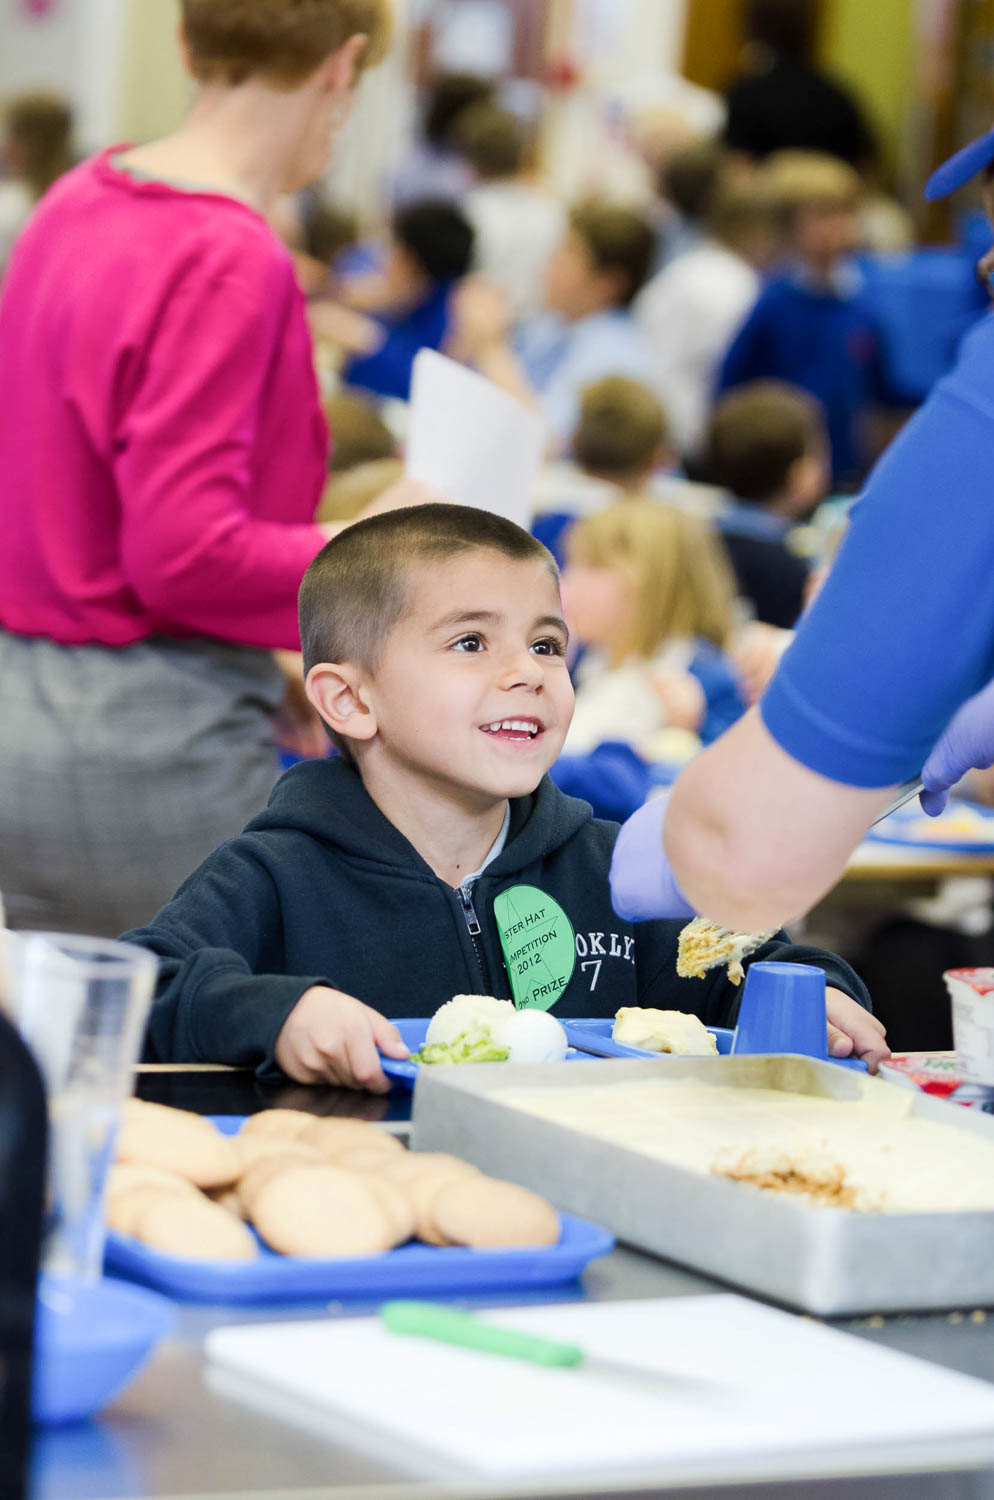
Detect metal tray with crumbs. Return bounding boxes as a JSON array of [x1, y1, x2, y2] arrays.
[[410, 1054, 994, 1316]]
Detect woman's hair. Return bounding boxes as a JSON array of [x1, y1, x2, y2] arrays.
[[179, 0, 392, 88], [569, 201, 657, 307], [3, 93, 73, 200], [567, 500, 736, 658]]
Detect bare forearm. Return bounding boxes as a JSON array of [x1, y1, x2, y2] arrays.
[[665, 709, 896, 930], [472, 340, 543, 415]]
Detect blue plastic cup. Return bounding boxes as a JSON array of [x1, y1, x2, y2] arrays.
[[731, 961, 827, 1058]]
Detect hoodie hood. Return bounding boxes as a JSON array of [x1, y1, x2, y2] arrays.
[[249, 756, 594, 876]]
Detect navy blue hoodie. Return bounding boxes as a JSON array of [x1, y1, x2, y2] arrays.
[[127, 758, 870, 1072]]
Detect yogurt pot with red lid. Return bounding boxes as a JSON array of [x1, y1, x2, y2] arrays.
[[943, 967, 994, 1087]]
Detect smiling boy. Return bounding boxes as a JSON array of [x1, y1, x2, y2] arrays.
[[125, 504, 885, 1087]]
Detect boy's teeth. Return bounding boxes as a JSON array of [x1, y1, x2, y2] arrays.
[[484, 719, 538, 735]]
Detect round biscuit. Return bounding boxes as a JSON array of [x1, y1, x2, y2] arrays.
[[382, 1151, 478, 1185], [354, 1173, 416, 1248], [107, 1184, 200, 1238], [298, 1119, 403, 1161], [106, 1162, 201, 1203], [234, 1133, 325, 1175], [326, 1140, 405, 1174], [133, 1194, 258, 1260], [236, 1148, 324, 1215], [430, 1177, 560, 1248], [238, 1109, 314, 1142], [250, 1165, 393, 1257], [116, 1109, 242, 1188], [403, 1167, 479, 1245]]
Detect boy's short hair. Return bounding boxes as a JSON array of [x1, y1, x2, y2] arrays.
[[452, 103, 526, 180], [393, 199, 475, 282], [762, 150, 862, 230], [573, 377, 668, 479], [324, 392, 397, 473], [569, 201, 656, 307], [300, 504, 557, 753], [179, 0, 392, 89], [705, 381, 824, 503], [659, 139, 722, 224], [706, 176, 774, 251]]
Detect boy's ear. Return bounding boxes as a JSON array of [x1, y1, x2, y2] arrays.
[[322, 32, 368, 95], [305, 662, 377, 745]]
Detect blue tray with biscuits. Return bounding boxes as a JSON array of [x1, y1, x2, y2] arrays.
[[104, 1116, 614, 1305]]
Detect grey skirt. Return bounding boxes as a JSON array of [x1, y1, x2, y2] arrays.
[[0, 633, 285, 937]]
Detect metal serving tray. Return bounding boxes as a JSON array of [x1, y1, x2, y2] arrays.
[[410, 1055, 994, 1317]]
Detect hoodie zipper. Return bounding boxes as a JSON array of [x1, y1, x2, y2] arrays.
[[459, 882, 491, 992]]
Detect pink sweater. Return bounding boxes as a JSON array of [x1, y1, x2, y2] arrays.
[[0, 150, 328, 650]]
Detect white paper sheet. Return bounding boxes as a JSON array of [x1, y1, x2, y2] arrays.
[[405, 349, 546, 529]]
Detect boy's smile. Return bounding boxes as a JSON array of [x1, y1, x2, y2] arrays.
[[358, 551, 574, 807]]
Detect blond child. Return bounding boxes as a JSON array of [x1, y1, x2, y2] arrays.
[[561, 501, 745, 759]]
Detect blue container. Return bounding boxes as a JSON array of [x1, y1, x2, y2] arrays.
[[32, 1273, 175, 1425], [731, 961, 828, 1059]]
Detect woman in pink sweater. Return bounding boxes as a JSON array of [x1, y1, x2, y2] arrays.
[[0, 0, 392, 935]]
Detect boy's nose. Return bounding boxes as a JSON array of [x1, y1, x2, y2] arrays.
[[498, 650, 544, 689]]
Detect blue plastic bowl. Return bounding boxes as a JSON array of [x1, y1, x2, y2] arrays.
[[32, 1273, 175, 1425]]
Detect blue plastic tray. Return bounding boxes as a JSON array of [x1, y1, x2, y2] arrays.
[[384, 1016, 865, 1080], [103, 1116, 614, 1304], [382, 1017, 733, 1088], [566, 1016, 867, 1073]]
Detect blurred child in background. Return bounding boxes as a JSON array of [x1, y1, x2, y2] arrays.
[[340, 198, 474, 401], [707, 380, 827, 629], [636, 172, 776, 461], [447, 200, 661, 450], [392, 71, 493, 207], [717, 151, 890, 488], [0, 92, 73, 272], [455, 102, 565, 324], [561, 500, 745, 759]]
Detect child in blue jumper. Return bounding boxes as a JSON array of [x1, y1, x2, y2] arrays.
[[124, 505, 885, 1089], [717, 152, 891, 490]]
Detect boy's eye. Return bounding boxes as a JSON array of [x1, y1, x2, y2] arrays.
[[451, 633, 484, 652], [532, 637, 565, 657]]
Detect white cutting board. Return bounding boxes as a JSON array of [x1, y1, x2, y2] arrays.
[[405, 349, 546, 529], [205, 1296, 994, 1484]]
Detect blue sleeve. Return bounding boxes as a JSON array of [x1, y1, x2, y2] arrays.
[[716, 296, 771, 393], [343, 327, 420, 402], [688, 645, 747, 744], [761, 313, 994, 786]]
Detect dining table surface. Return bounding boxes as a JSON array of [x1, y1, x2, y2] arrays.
[[29, 1063, 994, 1500]]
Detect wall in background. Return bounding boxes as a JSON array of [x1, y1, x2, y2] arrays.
[[821, 0, 915, 182]]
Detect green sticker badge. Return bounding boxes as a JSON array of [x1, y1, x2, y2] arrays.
[[493, 885, 576, 1011]]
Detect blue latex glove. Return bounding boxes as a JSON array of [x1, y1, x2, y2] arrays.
[[609, 792, 698, 922], [920, 677, 994, 815]]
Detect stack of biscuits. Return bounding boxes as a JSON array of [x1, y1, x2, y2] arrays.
[[107, 1099, 560, 1260]]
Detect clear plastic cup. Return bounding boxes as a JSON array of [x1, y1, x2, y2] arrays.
[[730, 961, 828, 1058], [1, 932, 157, 1280], [944, 967, 994, 1087]]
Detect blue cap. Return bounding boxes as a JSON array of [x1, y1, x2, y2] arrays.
[[924, 126, 994, 200]]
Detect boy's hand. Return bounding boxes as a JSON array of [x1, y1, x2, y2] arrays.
[[274, 986, 409, 1092], [825, 988, 890, 1074]]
